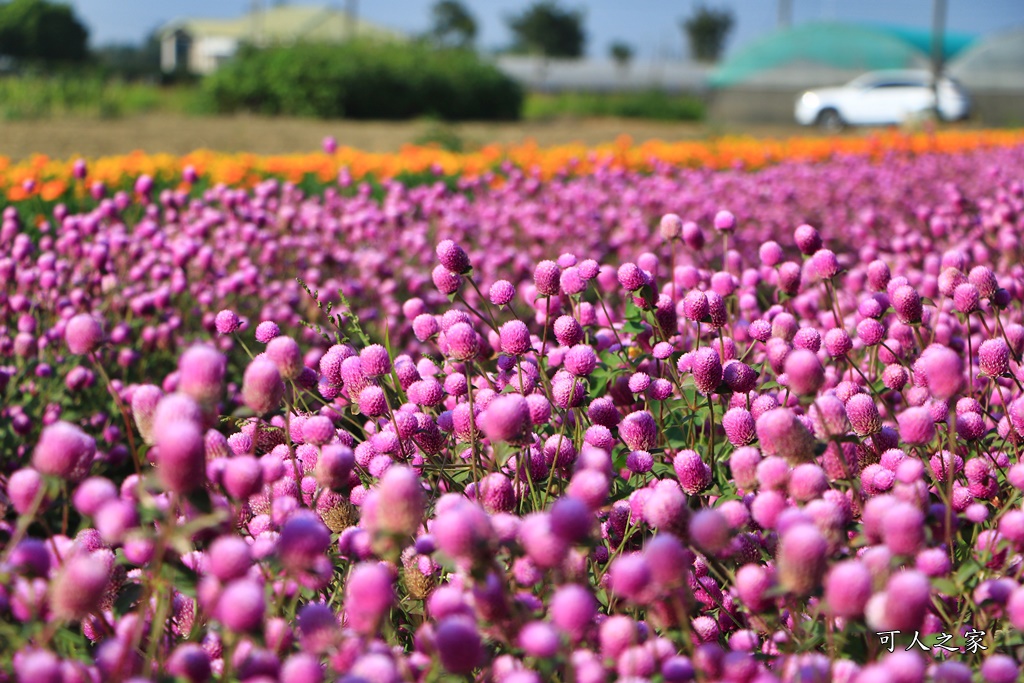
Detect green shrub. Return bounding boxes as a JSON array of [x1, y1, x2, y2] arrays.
[[0, 74, 204, 120], [203, 39, 523, 121], [524, 90, 705, 121]]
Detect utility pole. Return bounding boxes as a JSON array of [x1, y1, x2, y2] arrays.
[[778, 0, 792, 28], [931, 0, 947, 118]]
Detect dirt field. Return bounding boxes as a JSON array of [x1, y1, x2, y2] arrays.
[[0, 115, 807, 160]]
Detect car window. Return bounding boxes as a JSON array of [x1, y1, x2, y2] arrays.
[[868, 80, 926, 89]]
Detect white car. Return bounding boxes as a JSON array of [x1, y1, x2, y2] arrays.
[[795, 70, 971, 129]]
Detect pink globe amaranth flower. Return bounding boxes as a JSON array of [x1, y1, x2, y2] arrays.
[[759, 240, 783, 267], [674, 449, 712, 494], [783, 348, 824, 396], [897, 406, 935, 445], [216, 579, 265, 632], [214, 309, 240, 334], [891, 285, 923, 324], [823, 327, 852, 357], [683, 289, 709, 322], [979, 337, 1010, 376], [713, 209, 736, 232], [266, 336, 303, 380], [72, 476, 117, 516], [691, 347, 723, 394], [620, 410, 657, 451], [499, 320, 531, 355], [49, 551, 111, 620], [856, 318, 885, 346], [1009, 587, 1024, 629], [811, 249, 839, 280], [358, 344, 391, 378], [374, 465, 424, 538], [748, 318, 772, 342], [479, 393, 531, 444], [734, 563, 775, 613], [643, 479, 686, 529], [519, 621, 560, 658], [65, 313, 104, 354], [980, 655, 1019, 683], [207, 535, 253, 581], [660, 213, 683, 240], [617, 262, 647, 291], [255, 320, 280, 343], [722, 361, 756, 394], [681, 220, 705, 251], [489, 279, 515, 306], [436, 614, 483, 674], [242, 358, 285, 415], [881, 501, 925, 556], [722, 407, 756, 446], [278, 510, 331, 573], [553, 315, 583, 347], [534, 260, 562, 296], [32, 421, 95, 481], [344, 562, 394, 634], [881, 570, 931, 632], [882, 363, 909, 391], [866, 259, 891, 291], [223, 455, 263, 499], [824, 559, 872, 618], [609, 553, 653, 603], [432, 264, 462, 294], [845, 393, 881, 436], [167, 643, 212, 683], [755, 408, 815, 464], [154, 418, 206, 493], [436, 239, 471, 274], [777, 523, 828, 596], [788, 463, 827, 501], [953, 282, 980, 314], [689, 509, 730, 554], [301, 415, 334, 446], [178, 344, 226, 408], [478, 472, 516, 514], [520, 512, 569, 569], [445, 322, 480, 361], [433, 498, 492, 563], [920, 345, 964, 400], [550, 584, 596, 641], [794, 223, 822, 255]]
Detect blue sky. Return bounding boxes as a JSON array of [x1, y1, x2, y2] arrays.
[[67, 1, 1024, 59]]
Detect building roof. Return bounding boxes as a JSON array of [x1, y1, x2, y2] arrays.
[[710, 22, 975, 89], [158, 3, 403, 44], [948, 26, 1024, 90]]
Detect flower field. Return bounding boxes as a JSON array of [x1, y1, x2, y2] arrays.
[[3, 130, 1024, 682]]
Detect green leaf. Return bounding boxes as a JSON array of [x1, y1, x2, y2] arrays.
[[114, 582, 143, 617]]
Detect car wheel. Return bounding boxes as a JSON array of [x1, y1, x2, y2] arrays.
[[817, 109, 844, 132]]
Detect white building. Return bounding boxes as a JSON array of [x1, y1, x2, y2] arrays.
[[158, 3, 403, 75]]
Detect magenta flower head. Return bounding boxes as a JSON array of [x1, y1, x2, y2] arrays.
[[617, 262, 647, 292], [755, 408, 815, 464], [266, 336, 303, 380], [519, 621, 560, 658], [897, 406, 935, 445], [278, 510, 331, 573], [479, 393, 532, 445], [620, 410, 657, 451], [49, 551, 110, 620], [534, 260, 562, 297], [920, 345, 963, 400], [489, 279, 515, 306], [953, 282, 980, 314], [499, 320, 532, 356], [824, 560, 872, 618], [216, 579, 266, 632], [845, 394, 882, 436], [32, 421, 95, 481], [445, 322, 480, 361], [660, 213, 683, 240], [550, 584, 596, 641], [609, 553, 653, 603], [345, 562, 394, 634], [812, 249, 840, 280], [154, 417, 206, 493], [375, 465, 425, 538], [520, 512, 569, 569], [674, 449, 712, 494], [255, 320, 281, 343], [436, 239, 471, 274], [242, 358, 285, 415], [777, 523, 828, 595], [823, 328, 852, 358], [883, 363, 909, 391], [892, 285, 923, 324], [691, 347, 723, 394], [178, 344, 226, 408], [722, 407, 756, 446], [167, 643, 212, 683], [979, 338, 1010, 377], [794, 224, 822, 255], [553, 315, 583, 347], [784, 348, 824, 396], [734, 564, 776, 613], [65, 313, 103, 355], [436, 615, 483, 674], [131, 384, 163, 444], [214, 309, 240, 334], [689, 509, 730, 554], [432, 264, 462, 295], [713, 209, 736, 232], [882, 570, 931, 632]]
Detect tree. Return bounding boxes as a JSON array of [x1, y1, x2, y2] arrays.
[[0, 0, 89, 64], [429, 0, 477, 50], [681, 4, 734, 63], [506, 1, 585, 59], [609, 41, 633, 69]]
